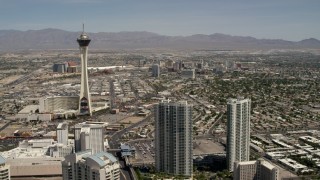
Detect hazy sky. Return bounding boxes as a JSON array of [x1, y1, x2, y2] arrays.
[[1, 0, 320, 41]]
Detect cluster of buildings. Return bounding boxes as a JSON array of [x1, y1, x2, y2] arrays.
[[3, 96, 246, 180], [62, 121, 120, 180], [53, 61, 78, 73], [14, 28, 110, 123], [0, 121, 118, 180], [153, 97, 278, 180], [2, 84, 283, 179], [0, 30, 121, 180], [151, 60, 197, 80], [154, 96, 279, 179], [253, 133, 320, 174], [4, 28, 314, 180]]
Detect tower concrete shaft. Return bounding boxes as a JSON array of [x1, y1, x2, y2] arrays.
[[78, 31, 92, 116]]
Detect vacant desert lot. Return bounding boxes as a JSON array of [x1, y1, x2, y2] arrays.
[[0, 75, 23, 85], [119, 116, 144, 124]]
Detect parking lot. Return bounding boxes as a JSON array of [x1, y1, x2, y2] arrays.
[[127, 139, 155, 165]]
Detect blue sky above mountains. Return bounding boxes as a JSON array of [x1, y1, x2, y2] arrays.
[[1, 0, 320, 41]]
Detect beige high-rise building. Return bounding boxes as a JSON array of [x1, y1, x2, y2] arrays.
[[0, 155, 10, 180], [227, 97, 251, 171], [155, 100, 193, 176], [62, 150, 120, 180], [233, 159, 279, 180]]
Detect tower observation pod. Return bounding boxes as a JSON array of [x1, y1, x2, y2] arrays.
[[77, 25, 92, 116]]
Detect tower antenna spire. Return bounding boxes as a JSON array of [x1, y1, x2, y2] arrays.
[[82, 23, 84, 33]]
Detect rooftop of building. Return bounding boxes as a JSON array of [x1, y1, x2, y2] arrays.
[[75, 149, 92, 157], [237, 160, 257, 165], [279, 158, 307, 169], [160, 99, 189, 106], [6, 157, 63, 166], [57, 122, 68, 130], [227, 97, 250, 104], [86, 152, 118, 167], [74, 121, 108, 128], [6, 157, 63, 177], [299, 136, 320, 143], [53, 62, 68, 65], [260, 159, 277, 170], [120, 144, 131, 150], [1, 146, 49, 159], [1, 138, 70, 159], [41, 95, 79, 100], [120, 143, 135, 157], [18, 105, 39, 114], [68, 61, 77, 66], [27, 139, 54, 143], [181, 69, 195, 72]]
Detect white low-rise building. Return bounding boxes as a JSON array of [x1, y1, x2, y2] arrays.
[[272, 139, 293, 149], [299, 136, 320, 144], [278, 158, 307, 172], [266, 152, 286, 160]]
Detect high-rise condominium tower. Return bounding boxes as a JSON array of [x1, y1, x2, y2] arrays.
[[155, 100, 193, 176], [226, 97, 251, 171], [78, 25, 92, 116]]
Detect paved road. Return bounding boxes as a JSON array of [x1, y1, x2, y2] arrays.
[[0, 121, 12, 132], [119, 158, 131, 180], [5, 68, 43, 87], [208, 112, 225, 134]]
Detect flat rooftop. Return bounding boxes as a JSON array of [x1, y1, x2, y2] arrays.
[[18, 105, 39, 114]]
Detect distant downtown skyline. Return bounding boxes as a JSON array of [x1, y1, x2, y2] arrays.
[[1, 0, 320, 41]]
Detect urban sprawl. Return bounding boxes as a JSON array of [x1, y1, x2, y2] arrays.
[[1, 32, 320, 180]]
